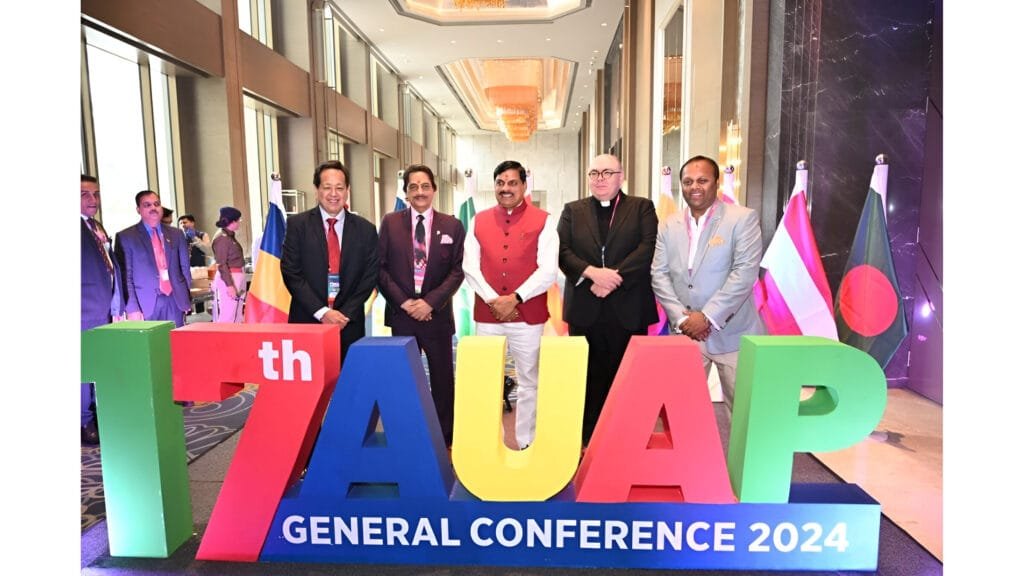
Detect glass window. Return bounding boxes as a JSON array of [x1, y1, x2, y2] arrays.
[[243, 96, 280, 244], [85, 43, 151, 235], [150, 64, 178, 211], [239, 0, 273, 49]]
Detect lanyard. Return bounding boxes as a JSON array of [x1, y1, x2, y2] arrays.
[[599, 193, 622, 267]]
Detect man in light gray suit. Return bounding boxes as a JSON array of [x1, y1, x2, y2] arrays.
[[651, 155, 764, 420]]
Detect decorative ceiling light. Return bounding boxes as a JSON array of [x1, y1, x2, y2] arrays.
[[441, 57, 573, 142], [453, 0, 506, 9]]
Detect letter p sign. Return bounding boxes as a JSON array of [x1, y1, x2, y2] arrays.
[[728, 336, 887, 503]]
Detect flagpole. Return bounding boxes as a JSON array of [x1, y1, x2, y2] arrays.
[[874, 154, 889, 222]]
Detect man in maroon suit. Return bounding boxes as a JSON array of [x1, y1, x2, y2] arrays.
[[377, 164, 466, 446]]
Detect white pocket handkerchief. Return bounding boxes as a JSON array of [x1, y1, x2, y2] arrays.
[[440, 234, 454, 245]]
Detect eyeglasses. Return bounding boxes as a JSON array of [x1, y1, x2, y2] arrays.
[[406, 183, 434, 193], [587, 170, 622, 180]]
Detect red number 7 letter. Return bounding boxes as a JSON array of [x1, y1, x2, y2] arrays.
[[170, 323, 340, 561]]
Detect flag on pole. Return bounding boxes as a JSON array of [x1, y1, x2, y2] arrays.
[[648, 166, 678, 335], [244, 176, 291, 323], [455, 195, 477, 338], [720, 164, 737, 204], [754, 161, 837, 338], [394, 186, 408, 212], [834, 154, 908, 368]]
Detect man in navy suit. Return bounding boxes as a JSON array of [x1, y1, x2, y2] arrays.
[[81, 174, 124, 444], [378, 164, 466, 446], [281, 160, 380, 362], [114, 191, 192, 327]]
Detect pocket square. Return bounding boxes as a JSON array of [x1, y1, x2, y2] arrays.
[[708, 235, 724, 247], [440, 234, 454, 244]]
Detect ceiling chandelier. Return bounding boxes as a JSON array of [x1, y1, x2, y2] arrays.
[[453, 0, 506, 8], [486, 85, 540, 142]]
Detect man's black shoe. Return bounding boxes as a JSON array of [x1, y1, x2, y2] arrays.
[[81, 421, 100, 445]]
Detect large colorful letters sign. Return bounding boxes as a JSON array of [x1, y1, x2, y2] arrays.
[[82, 324, 887, 571]]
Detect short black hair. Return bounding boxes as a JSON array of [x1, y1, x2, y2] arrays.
[[314, 160, 350, 188], [81, 174, 98, 184], [162, 207, 174, 218], [135, 190, 159, 206], [403, 164, 436, 191], [178, 214, 196, 224], [680, 155, 720, 181], [493, 160, 527, 183]]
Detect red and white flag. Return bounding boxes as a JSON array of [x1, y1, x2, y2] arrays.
[[755, 163, 837, 338]]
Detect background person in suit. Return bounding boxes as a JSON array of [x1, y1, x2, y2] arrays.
[[178, 213, 212, 267], [81, 174, 124, 445], [114, 190, 192, 327], [378, 164, 466, 446], [557, 153, 659, 445], [651, 155, 764, 421], [281, 160, 379, 362]]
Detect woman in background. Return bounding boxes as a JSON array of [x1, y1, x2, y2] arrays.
[[212, 206, 246, 323]]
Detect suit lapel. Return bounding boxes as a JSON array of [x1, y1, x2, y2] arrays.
[[690, 201, 724, 277], [136, 222, 159, 270], [582, 200, 602, 247], [604, 192, 628, 246], [311, 208, 328, 269]]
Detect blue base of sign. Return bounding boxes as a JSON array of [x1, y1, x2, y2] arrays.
[[259, 483, 880, 571]]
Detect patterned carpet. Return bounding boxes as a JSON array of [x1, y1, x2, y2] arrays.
[[80, 384, 257, 531]]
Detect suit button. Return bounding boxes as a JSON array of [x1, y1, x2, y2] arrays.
[[504, 232, 510, 236], [501, 272, 508, 277], [503, 245, 509, 250], [688, 284, 693, 289], [502, 257, 508, 263], [502, 286, 508, 291], [685, 305, 692, 310]]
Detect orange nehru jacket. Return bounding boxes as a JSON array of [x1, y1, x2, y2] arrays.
[[472, 202, 550, 325]]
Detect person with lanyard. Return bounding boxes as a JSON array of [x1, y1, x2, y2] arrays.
[[651, 154, 764, 428], [80, 174, 124, 445], [113, 190, 192, 327], [211, 206, 246, 323], [377, 164, 466, 447], [463, 160, 559, 450], [556, 153, 659, 446], [281, 160, 380, 362]]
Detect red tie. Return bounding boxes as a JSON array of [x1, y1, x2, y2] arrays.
[[150, 227, 173, 295], [326, 218, 341, 274]]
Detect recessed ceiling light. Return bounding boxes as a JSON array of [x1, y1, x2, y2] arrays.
[[593, 50, 599, 53], [378, 28, 385, 32], [497, 39, 503, 43], [450, 40, 457, 44], [601, 23, 608, 27], [546, 38, 552, 41]]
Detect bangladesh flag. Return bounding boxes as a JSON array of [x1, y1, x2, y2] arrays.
[[834, 158, 908, 369]]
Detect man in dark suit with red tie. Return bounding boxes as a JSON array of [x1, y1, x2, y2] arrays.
[[81, 174, 124, 444], [114, 191, 193, 327], [377, 164, 466, 446], [281, 160, 380, 362]]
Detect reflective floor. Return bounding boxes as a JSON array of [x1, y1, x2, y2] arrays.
[[813, 388, 942, 560]]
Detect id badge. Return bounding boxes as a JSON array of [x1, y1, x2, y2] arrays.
[[327, 273, 341, 300]]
